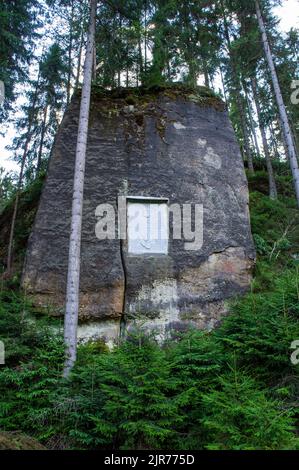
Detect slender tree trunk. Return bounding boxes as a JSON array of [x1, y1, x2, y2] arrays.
[[220, 65, 227, 105], [75, 30, 84, 90], [66, 0, 74, 106], [6, 73, 40, 273], [36, 105, 48, 174], [220, 0, 254, 173], [6, 139, 30, 273], [236, 86, 254, 173], [290, 118, 299, 158], [64, 0, 97, 377], [138, 35, 143, 84], [167, 47, 171, 81], [255, 0, 299, 205], [251, 77, 278, 199], [277, 114, 290, 161], [144, 1, 147, 74], [93, 42, 97, 81], [269, 122, 279, 159], [117, 14, 122, 87], [203, 65, 210, 88], [243, 84, 261, 158]]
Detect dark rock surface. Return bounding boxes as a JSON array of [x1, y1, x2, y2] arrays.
[[22, 87, 255, 342]]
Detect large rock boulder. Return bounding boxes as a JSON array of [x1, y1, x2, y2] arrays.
[[22, 86, 255, 342]]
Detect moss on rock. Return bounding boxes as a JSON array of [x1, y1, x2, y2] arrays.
[[0, 431, 46, 450]]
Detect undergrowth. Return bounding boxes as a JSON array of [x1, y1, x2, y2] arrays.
[[0, 171, 298, 450]]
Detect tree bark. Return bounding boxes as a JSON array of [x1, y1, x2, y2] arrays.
[[93, 40, 97, 81], [144, 1, 147, 74], [66, 0, 75, 106], [255, 0, 299, 205], [36, 105, 48, 174], [6, 139, 30, 273], [220, 65, 228, 105], [6, 72, 40, 273], [64, 0, 97, 377], [75, 29, 84, 90], [251, 77, 278, 199], [269, 121, 279, 159], [203, 65, 210, 88], [220, 0, 254, 173], [243, 83, 261, 158], [277, 114, 290, 161]]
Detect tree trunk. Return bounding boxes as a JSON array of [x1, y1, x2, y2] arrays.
[[243, 83, 261, 158], [6, 73, 40, 273], [66, 0, 74, 106], [277, 114, 289, 161], [138, 35, 143, 84], [290, 118, 299, 158], [36, 105, 48, 174], [203, 65, 210, 88], [75, 30, 84, 90], [255, 0, 299, 205], [236, 86, 254, 173], [93, 41, 97, 81], [251, 77, 278, 199], [64, 0, 97, 377], [144, 1, 147, 74], [6, 139, 30, 273], [220, 65, 228, 105], [269, 122, 279, 159], [220, 0, 254, 173]]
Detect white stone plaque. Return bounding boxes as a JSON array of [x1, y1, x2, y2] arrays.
[[127, 200, 168, 254]]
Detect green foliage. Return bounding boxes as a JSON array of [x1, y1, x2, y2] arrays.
[[0, 172, 45, 269], [167, 330, 224, 449], [0, 180, 299, 450], [54, 332, 180, 450], [201, 367, 298, 450], [0, 278, 298, 449], [215, 269, 299, 384], [0, 290, 64, 440], [0, 0, 40, 119], [0, 334, 64, 440], [250, 191, 299, 265]]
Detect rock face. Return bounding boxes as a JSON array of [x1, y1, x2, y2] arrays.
[[22, 87, 255, 342]]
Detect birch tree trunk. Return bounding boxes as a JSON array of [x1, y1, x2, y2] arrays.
[[251, 77, 277, 199], [255, 0, 299, 205], [64, 0, 97, 377]]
